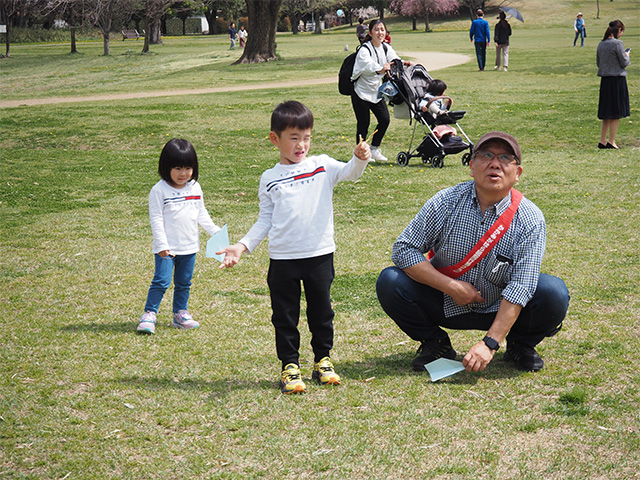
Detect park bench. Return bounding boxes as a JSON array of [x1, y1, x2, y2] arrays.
[[121, 29, 142, 40]]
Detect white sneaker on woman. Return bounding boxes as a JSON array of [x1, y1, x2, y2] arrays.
[[370, 147, 388, 162]]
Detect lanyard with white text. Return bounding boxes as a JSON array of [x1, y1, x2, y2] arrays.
[[429, 188, 523, 279]]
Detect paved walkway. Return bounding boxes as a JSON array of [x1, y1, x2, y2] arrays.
[[0, 51, 470, 108]]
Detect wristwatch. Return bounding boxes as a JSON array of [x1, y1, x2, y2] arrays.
[[482, 335, 500, 351]]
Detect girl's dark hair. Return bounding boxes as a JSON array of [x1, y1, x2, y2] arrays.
[[363, 19, 387, 44], [158, 138, 199, 184], [603, 20, 625, 41], [428, 79, 447, 96], [271, 101, 314, 135]]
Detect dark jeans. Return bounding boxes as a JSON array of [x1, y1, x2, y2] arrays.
[[574, 28, 585, 46], [474, 42, 487, 70], [376, 266, 569, 348], [351, 92, 389, 147], [267, 253, 335, 368]]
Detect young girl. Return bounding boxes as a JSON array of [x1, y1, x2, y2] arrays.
[[137, 138, 221, 334]]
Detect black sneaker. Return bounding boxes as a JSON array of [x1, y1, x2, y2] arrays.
[[411, 338, 456, 372], [504, 342, 544, 372]]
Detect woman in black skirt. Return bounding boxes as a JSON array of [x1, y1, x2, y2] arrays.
[[597, 20, 631, 149]]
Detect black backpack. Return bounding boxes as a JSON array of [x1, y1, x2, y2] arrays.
[[338, 43, 387, 96]]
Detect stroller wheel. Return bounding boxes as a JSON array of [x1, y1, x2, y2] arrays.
[[396, 151, 409, 166], [432, 154, 444, 169], [461, 152, 472, 166]]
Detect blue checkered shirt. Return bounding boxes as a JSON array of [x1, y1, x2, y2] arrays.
[[391, 181, 546, 317]]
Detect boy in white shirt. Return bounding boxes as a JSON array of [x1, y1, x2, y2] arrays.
[[218, 101, 371, 394]]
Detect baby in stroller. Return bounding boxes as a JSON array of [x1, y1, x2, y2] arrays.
[[419, 79, 452, 118]]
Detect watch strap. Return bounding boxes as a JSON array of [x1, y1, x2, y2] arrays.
[[483, 335, 500, 351]]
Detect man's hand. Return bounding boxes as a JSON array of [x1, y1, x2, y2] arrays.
[[449, 280, 485, 306], [463, 341, 495, 372], [217, 242, 247, 269]]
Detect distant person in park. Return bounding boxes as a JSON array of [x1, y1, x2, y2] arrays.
[[137, 139, 223, 335], [597, 20, 630, 150], [494, 11, 512, 71], [356, 17, 367, 45], [574, 13, 586, 47], [238, 25, 247, 49], [376, 131, 570, 373], [470, 9, 490, 71], [351, 19, 411, 162], [216, 101, 371, 394], [228, 22, 237, 49]]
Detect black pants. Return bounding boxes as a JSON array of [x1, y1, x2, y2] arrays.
[[267, 253, 335, 368], [351, 92, 389, 147]]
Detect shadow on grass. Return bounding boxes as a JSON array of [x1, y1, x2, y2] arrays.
[[116, 376, 276, 395], [339, 351, 524, 385], [62, 322, 133, 334]]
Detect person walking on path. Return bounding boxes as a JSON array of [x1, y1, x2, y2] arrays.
[[574, 13, 586, 47], [350, 19, 412, 162], [470, 9, 490, 71], [238, 25, 247, 49], [494, 11, 512, 71], [228, 23, 237, 49], [597, 20, 631, 149]]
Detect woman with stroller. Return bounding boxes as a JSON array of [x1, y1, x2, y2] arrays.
[[351, 19, 411, 161], [597, 20, 630, 149]]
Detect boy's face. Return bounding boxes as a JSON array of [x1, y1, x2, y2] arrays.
[[270, 127, 312, 165]]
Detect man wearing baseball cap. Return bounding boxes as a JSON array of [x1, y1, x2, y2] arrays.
[[377, 132, 569, 373]]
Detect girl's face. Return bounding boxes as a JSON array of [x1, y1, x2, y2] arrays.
[[370, 23, 387, 43], [170, 166, 193, 188]]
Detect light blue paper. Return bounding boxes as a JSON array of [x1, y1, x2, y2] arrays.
[[425, 358, 466, 382], [206, 224, 230, 262]]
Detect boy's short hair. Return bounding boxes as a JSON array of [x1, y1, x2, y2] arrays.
[[428, 79, 447, 96], [271, 101, 314, 136], [158, 138, 199, 183]]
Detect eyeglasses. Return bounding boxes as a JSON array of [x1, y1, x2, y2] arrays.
[[474, 150, 519, 166]]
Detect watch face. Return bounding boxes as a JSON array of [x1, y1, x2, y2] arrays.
[[483, 336, 499, 350]]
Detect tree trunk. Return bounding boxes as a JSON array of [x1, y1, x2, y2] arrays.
[[313, 11, 322, 34], [412, 17, 416, 31], [103, 33, 110, 55], [70, 26, 78, 54], [424, 14, 430, 32], [204, 9, 217, 34], [234, 0, 282, 64], [3, 24, 10, 58]]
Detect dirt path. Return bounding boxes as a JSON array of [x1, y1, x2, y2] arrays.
[[0, 51, 470, 108]]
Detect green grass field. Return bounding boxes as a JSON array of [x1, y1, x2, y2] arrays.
[[1, 0, 639, 478]]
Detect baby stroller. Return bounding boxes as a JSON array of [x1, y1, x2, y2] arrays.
[[385, 60, 473, 168]]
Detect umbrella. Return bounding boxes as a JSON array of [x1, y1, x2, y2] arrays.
[[500, 6, 524, 22]]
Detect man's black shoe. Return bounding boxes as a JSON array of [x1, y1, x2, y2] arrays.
[[504, 341, 544, 372], [411, 338, 456, 372]]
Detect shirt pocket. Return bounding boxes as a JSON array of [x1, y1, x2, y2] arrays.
[[483, 252, 513, 288]]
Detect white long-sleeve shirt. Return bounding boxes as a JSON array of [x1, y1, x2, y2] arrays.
[[240, 154, 368, 260], [149, 179, 220, 255], [351, 41, 400, 103]]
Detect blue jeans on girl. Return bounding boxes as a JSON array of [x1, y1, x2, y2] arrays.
[[144, 253, 196, 313]]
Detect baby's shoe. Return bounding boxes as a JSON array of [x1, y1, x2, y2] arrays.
[[172, 310, 199, 329], [137, 311, 156, 334]]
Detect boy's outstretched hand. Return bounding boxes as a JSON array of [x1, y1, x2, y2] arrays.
[[355, 139, 371, 162], [216, 242, 248, 269]]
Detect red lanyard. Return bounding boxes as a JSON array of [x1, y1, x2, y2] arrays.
[[429, 189, 523, 279]]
